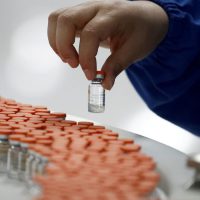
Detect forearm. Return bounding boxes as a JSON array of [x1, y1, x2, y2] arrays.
[[126, 0, 200, 103]]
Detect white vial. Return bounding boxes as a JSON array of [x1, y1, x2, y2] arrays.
[[88, 71, 105, 113]]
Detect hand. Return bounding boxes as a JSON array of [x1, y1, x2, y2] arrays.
[[48, 0, 168, 90]]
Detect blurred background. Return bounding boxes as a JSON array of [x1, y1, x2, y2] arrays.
[[0, 0, 200, 154]]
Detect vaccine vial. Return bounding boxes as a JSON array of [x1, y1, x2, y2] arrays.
[[18, 137, 36, 181], [7, 136, 22, 179], [35, 153, 48, 176], [88, 71, 105, 113], [25, 147, 36, 186], [0, 131, 11, 173], [31, 151, 42, 178]]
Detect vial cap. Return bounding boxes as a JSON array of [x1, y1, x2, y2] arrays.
[[36, 140, 53, 146], [20, 137, 36, 143], [78, 121, 94, 126], [9, 134, 25, 141], [0, 129, 13, 135], [96, 71, 105, 79], [61, 120, 77, 125], [50, 112, 67, 118], [36, 146, 52, 156], [13, 129, 28, 135], [34, 135, 51, 140]]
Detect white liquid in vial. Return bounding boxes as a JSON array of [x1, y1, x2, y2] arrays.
[[88, 84, 105, 113]]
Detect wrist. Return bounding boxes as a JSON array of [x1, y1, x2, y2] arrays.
[[132, 0, 169, 46]]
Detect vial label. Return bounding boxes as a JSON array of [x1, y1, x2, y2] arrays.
[[88, 85, 105, 113]]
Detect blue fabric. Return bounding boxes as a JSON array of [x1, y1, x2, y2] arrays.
[[126, 0, 200, 136]]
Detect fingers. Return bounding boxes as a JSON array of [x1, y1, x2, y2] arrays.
[[79, 15, 115, 80], [48, 8, 66, 54], [79, 29, 99, 80], [101, 39, 136, 90], [56, 16, 79, 67], [48, 3, 99, 68], [48, 2, 136, 87]]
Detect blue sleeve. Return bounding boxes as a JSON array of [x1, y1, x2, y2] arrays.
[[126, 0, 200, 136]]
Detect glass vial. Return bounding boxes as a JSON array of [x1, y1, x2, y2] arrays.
[[36, 155, 48, 176], [0, 133, 10, 173], [18, 137, 36, 181], [31, 152, 41, 178], [88, 71, 105, 113], [25, 148, 36, 186], [18, 142, 29, 181], [7, 139, 21, 179]]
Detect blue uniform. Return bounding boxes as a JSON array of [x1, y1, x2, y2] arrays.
[[126, 0, 200, 136]]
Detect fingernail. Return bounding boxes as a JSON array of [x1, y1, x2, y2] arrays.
[[62, 58, 67, 63], [84, 69, 93, 80], [103, 79, 114, 90], [61, 57, 67, 63], [55, 49, 59, 55], [65, 58, 74, 67]]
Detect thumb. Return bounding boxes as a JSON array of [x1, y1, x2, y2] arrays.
[[101, 43, 135, 90]]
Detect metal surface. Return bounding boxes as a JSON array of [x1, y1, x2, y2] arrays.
[[71, 115, 200, 200], [115, 129, 199, 199], [0, 116, 199, 200]]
